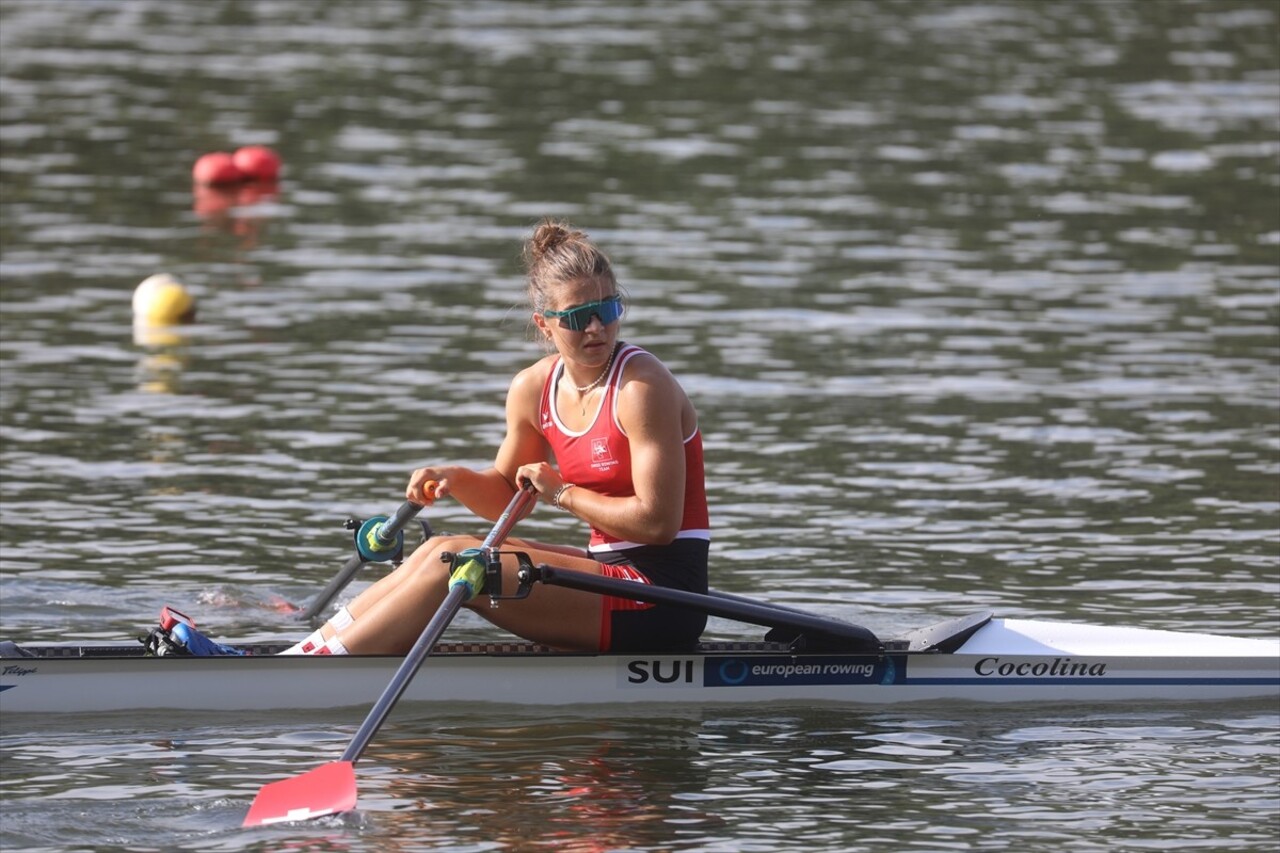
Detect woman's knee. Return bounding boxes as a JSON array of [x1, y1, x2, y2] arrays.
[[414, 535, 482, 574]]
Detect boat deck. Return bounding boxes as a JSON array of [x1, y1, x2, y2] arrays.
[[0, 611, 996, 660]]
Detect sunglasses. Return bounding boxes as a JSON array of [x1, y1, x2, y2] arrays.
[[541, 295, 625, 332]]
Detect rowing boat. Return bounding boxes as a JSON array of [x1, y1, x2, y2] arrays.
[[4, 609, 1276, 715], [4, 521, 1277, 718]]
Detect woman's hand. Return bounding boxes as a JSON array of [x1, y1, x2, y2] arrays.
[[514, 461, 565, 505], [405, 467, 447, 505]]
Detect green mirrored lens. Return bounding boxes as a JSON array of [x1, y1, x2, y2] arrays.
[[545, 296, 623, 331]]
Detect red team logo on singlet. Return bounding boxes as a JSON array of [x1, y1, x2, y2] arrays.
[[591, 437, 615, 469]]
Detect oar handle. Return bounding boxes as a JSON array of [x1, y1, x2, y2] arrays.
[[480, 481, 538, 550], [295, 501, 425, 622], [381, 500, 425, 542], [355, 500, 426, 561], [448, 482, 539, 600]]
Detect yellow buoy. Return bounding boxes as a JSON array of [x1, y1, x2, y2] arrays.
[[132, 273, 196, 326]]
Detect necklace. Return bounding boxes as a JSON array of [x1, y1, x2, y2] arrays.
[[565, 340, 619, 394]]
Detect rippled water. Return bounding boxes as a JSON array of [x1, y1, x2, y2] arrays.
[[5, 705, 1279, 852], [2, 1, 1278, 851]]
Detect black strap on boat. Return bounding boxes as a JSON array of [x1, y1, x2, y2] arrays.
[[526, 563, 883, 654]]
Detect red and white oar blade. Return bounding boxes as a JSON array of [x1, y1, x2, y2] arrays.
[[242, 761, 357, 827]]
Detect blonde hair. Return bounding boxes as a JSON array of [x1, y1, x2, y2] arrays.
[[521, 219, 618, 314]]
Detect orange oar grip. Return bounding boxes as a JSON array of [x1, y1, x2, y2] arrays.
[[413, 478, 440, 505]]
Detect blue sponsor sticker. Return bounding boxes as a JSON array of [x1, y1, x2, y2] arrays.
[[703, 656, 886, 687]]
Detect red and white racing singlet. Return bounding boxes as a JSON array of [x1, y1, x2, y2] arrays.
[[539, 343, 711, 552]]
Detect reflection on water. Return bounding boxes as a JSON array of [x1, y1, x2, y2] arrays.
[[1, 0, 1277, 851], [3, 705, 1277, 851]]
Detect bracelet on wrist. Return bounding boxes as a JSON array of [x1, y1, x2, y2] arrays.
[[552, 482, 576, 510]]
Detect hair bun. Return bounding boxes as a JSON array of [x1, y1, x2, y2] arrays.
[[522, 218, 617, 321], [529, 220, 578, 261]]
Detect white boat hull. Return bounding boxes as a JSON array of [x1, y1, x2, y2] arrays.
[[3, 617, 1277, 715]]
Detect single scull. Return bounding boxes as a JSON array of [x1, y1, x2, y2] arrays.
[[3, 532, 1277, 716], [3, 608, 1276, 714]]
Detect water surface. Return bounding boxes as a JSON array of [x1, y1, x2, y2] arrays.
[[1, 1, 1277, 851]]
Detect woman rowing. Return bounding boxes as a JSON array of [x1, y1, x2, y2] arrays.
[[284, 219, 711, 655]]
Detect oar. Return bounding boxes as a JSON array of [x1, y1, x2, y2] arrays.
[[532, 565, 883, 652], [242, 482, 537, 828], [295, 499, 426, 622]]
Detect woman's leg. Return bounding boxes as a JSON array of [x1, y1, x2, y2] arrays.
[[332, 538, 608, 655], [332, 535, 584, 631], [465, 546, 606, 651], [305, 534, 479, 647]]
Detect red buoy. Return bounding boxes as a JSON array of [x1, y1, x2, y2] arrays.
[[192, 152, 245, 185], [232, 145, 281, 182]]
